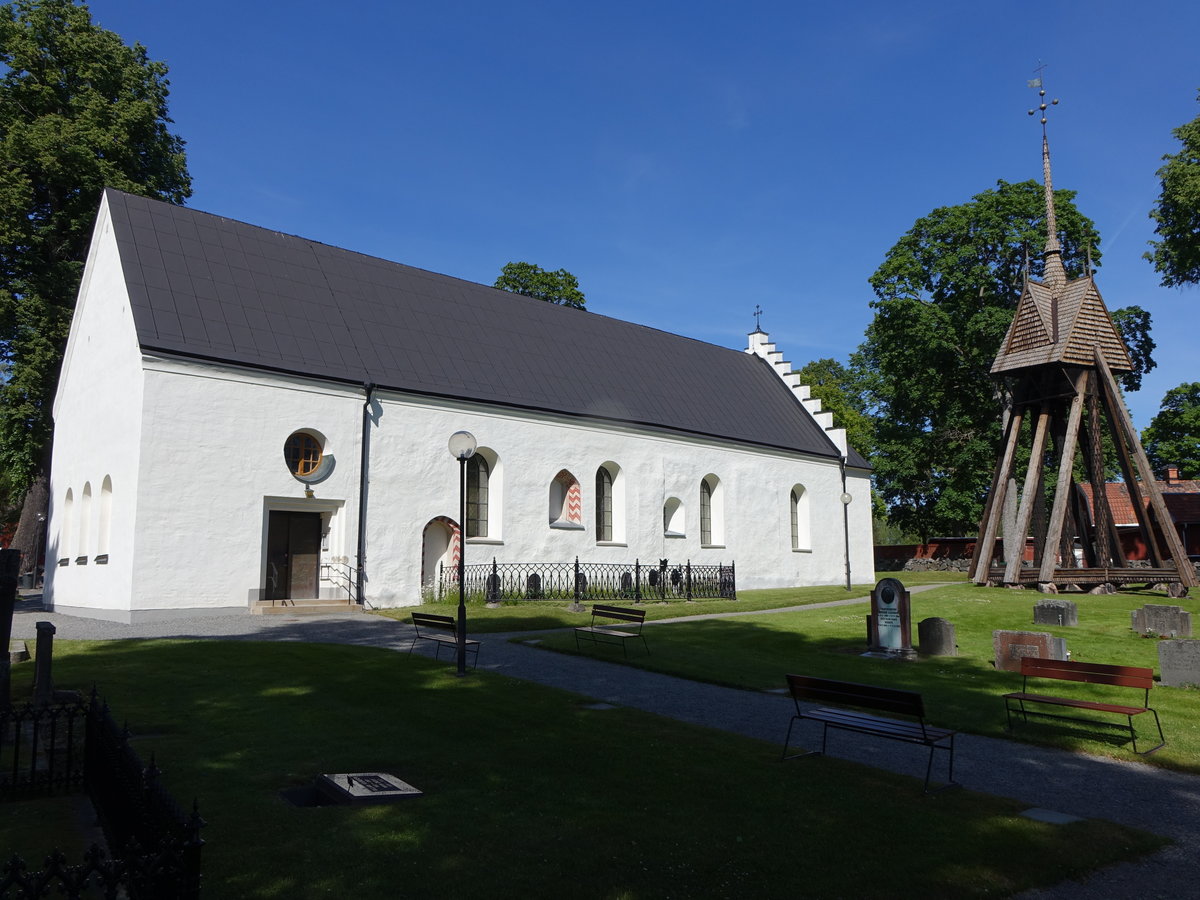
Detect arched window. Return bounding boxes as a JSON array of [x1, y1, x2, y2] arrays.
[[595, 466, 613, 542], [549, 470, 582, 527], [663, 497, 685, 536], [466, 455, 489, 538], [78, 482, 92, 563], [62, 488, 74, 563], [791, 485, 811, 550], [97, 476, 113, 560], [700, 474, 724, 546]]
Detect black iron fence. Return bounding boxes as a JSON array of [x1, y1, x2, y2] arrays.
[[0, 692, 204, 899], [441, 557, 736, 603]]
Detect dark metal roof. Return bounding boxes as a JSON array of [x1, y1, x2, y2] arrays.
[[105, 188, 864, 466]]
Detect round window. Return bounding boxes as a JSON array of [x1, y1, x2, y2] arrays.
[[284, 432, 323, 477]]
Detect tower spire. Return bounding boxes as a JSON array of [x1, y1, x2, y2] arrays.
[[1028, 70, 1065, 292]]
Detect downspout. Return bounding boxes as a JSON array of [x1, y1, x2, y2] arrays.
[[841, 456, 852, 591], [356, 382, 375, 605]]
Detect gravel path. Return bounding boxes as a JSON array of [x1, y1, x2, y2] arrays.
[[10, 591, 1199, 897]]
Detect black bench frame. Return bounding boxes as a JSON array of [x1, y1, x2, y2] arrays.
[[408, 612, 480, 669], [574, 604, 648, 658], [1003, 657, 1165, 755], [782, 674, 959, 794]]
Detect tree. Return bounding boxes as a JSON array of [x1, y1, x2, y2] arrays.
[[0, 0, 191, 569], [1142, 383, 1200, 479], [794, 357, 873, 458], [1110, 305, 1156, 392], [854, 178, 1147, 543], [1147, 90, 1200, 288], [494, 261, 587, 309]]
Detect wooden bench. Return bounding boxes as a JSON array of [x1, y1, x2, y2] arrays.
[[1003, 657, 1165, 754], [408, 612, 480, 669], [574, 604, 648, 658], [782, 675, 958, 794]]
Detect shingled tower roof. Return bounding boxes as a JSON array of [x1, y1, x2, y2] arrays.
[[990, 92, 1132, 377]]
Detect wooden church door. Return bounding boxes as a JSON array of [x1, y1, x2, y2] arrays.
[[266, 511, 321, 601]]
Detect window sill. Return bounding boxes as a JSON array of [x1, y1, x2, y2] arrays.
[[596, 541, 627, 548], [663, 532, 686, 539], [792, 548, 813, 554], [74, 557, 88, 566], [94, 554, 109, 565], [701, 544, 725, 550], [549, 521, 585, 531], [467, 538, 504, 546]]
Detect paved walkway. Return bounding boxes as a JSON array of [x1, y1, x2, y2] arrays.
[[9, 592, 1199, 898]]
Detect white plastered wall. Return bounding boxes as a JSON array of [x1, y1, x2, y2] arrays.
[[49, 278, 874, 618], [46, 197, 145, 620]]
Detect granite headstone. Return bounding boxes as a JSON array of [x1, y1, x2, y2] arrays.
[[993, 630, 1068, 672], [1158, 640, 1200, 688], [1131, 605, 1192, 638], [1033, 599, 1078, 627], [917, 617, 957, 656]]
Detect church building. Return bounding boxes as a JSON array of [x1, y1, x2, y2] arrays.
[[45, 189, 873, 622]]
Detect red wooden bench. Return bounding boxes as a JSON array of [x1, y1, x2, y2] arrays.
[[1003, 657, 1165, 754], [408, 612, 480, 669], [782, 675, 959, 794]]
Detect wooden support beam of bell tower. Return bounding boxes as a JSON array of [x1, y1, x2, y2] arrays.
[[1038, 370, 1088, 584]]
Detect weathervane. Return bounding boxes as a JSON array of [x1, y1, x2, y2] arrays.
[[1027, 62, 1059, 136], [753, 304, 763, 330]]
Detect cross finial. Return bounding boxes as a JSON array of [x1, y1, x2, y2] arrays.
[[1027, 62, 1059, 137], [753, 304, 763, 330]]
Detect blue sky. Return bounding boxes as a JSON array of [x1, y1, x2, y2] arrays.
[[90, 0, 1199, 429]]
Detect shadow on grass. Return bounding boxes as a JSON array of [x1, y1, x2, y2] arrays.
[[3, 638, 1169, 900]]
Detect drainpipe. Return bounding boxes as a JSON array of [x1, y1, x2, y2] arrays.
[[840, 456, 852, 591], [356, 382, 375, 605]]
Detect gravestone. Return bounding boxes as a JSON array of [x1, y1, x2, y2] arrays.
[[1131, 605, 1192, 638], [992, 630, 1067, 673], [315, 772, 422, 805], [1158, 640, 1200, 688], [33, 620, 56, 705], [1033, 599, 1078, 627], [917, 617, 957, 656], [865, 578, 916, 659]]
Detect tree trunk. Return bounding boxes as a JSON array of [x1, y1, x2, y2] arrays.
[[10, 473, 48, 578]]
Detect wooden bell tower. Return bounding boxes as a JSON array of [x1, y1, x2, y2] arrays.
[[969, 88, 1194, 596]]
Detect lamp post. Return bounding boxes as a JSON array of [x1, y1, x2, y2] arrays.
[[447, 430, 477, 675]]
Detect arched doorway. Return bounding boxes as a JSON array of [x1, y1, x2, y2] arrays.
[[421, 516, 460, 596]]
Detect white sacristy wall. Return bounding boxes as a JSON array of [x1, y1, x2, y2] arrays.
[[47, 202, 144, 620]]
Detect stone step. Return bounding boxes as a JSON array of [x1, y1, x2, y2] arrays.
[[253, 599, 361, 616]]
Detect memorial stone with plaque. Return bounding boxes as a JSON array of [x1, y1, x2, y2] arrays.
[[865, 578, 916, 659], [1158, 640, 1200, 687], [992, 630, 1067, 672], [1131, 605, 1192, 638]]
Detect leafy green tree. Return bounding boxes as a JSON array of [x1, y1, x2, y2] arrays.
[[855, 179, 1117, 543], [0, 0, 191, 567], [494, 261, 587, 309], [794, 357, 873, 458], [1110, 306, 1156, 392], [1142, 383, 1200, 479], [1147, 91, 1200, 287]]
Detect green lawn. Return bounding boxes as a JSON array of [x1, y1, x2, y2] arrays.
[[1, 639, 1164, 899], [372, 574, 967, 634], [532, 583, 1200, 772]]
